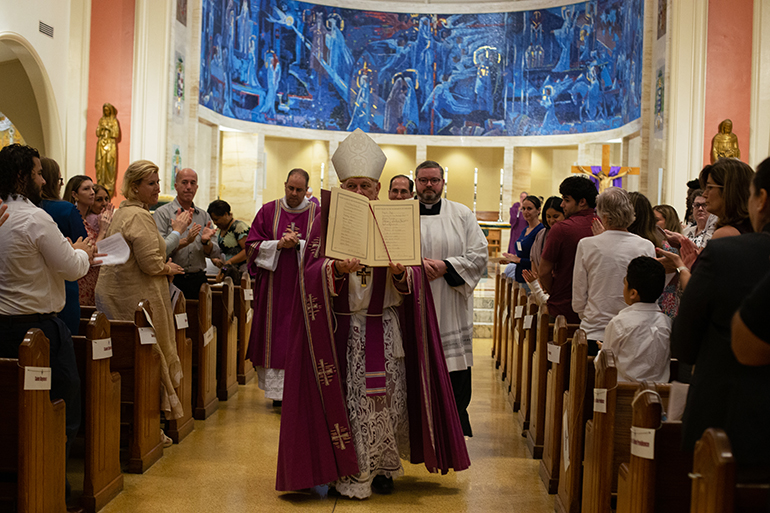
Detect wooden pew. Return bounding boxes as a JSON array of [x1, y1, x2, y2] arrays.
[[508, 291, 528, 412], [72, 312, 123, 512], [109, 300, 163, 473], [185, 283, 219, 420], [690, 429, 770, 513], [499, 277, 513, 380], [616, 383, 691, 513], [539, 315, 574, 494], [517, 298, 540, 433], [211, 277, 239, 401], [0, 329, 67, 513], [555, 329, 593, 513], [492, 263, 501, 361], [166, 295, 194, 444], [581, 349, 638, 513], [234, 273, 255, 385]]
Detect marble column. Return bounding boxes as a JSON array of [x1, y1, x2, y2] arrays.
[[327, 140, 339, 189], [416, 144, 427, 167], [219, 131, 260, 222], [502, 147, 532, 252]]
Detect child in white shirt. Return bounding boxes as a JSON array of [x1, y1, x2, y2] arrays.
[[601, 256, 672, 382]]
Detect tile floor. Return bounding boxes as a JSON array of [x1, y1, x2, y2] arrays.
[[86, 338, 554, 512]]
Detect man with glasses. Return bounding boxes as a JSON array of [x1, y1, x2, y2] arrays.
[[416, 160, 488, 438]]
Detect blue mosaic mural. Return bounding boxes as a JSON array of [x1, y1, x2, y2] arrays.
[[199, 0, 644, 136]]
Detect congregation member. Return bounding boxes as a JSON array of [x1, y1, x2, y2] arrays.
[[39, 157, 88, 335], [416, 159, 488, 438], [0, 144, 95, 500], [529, 196, 564, 273], [207, 199, 249, 281], [154, 167, 220, 299], [388, 174, 414, 200], [276, 130, 469, 498], [700, 158, 754, 239], [507, 191, 528, 252], [96, 160, 186, 438], [682, 189, 717, 248], [653, 204, 682, 233], [671, 157, 768, 468], [65, 174, 112, 305], [245, 168, 317, 406], [537, 176, 597, 324], [732, 270, 770, 365], [86, 183, 113, 238], [502, 195, 543, 292], [601, 256, 671, 382], [572, 188, 656, 354], [305, 186, 320, 206]]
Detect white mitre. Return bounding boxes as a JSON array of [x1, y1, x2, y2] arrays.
[[331, 128, 387, 182]]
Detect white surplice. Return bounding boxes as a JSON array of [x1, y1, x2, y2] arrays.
[[420, 199, 488, 372]]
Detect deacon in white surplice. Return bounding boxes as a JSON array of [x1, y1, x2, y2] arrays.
[[416, 160, 488, 437]]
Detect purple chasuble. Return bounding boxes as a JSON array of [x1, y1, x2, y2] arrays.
[[245, 199, 317, 369], [275, 192, 470, 491]]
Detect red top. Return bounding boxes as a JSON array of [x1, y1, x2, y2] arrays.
[[541, 208, 595, 323]]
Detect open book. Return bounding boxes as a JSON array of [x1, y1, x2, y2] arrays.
[[325, 187, 421, 267]]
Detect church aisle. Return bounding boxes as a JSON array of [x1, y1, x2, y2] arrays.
[[97, 339, 554, 512]]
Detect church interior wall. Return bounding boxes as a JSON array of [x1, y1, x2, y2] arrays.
[[380, 144, 417, 193], [264, 135, 316, 203], [750, 0, 770, 168], [426, 146, 505, 213], [0, 59, 46, 154]]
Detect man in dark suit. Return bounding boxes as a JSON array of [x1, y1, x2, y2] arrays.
[[672, 157, 770, 468]]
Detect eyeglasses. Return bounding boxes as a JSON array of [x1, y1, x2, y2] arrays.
[[58, 177, 64, 185], [692, 203, 707, 210], [417, 177, 442, 185], [704, 184, 723, 192]]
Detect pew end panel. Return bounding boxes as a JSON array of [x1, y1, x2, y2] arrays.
[[235, 273, 256, 385], [189, 284, 219, 420], [517, 299, 540, 435], [211, 278, 239, 401], [167, 294, 195, 444]]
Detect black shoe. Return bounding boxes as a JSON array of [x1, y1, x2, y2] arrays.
[[272, 400, 282, 408], [371, 475, 394, 495]]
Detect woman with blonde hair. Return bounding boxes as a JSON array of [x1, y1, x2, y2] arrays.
[[95, 160, 185, 435], [653, 204, 682, 234]]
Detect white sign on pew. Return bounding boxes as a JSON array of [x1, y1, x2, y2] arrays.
[[92, 338, 113, 360], [524, 314, 534, 330], [243, 288, 254, 301], [593, 388, 607, 413], [203, 326, 216, 346], [138, 327, 157, 345], [514, 306, 524, 319], [547, 342, 561, 363], [246, 308, 253, 324], [630, 426, 656, 459], [24, 366, 52, 390], [175, 313, 189, 330]]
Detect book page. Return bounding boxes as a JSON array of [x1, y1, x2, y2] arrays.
[[325, 188, 371, 261], [369, 201, 421, 266]]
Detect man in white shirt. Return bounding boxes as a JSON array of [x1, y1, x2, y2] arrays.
[[602, 256, 672, 382], [0, 143, 95, 500], [572, 187, 656, 355]]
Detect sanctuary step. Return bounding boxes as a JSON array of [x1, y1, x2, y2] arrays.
[[473, 277, 495, 339]]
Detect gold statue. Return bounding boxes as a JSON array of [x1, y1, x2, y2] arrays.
[[0, 111, 26, 148], [710, 119, 741, 164], [95, 103, 120, 196]]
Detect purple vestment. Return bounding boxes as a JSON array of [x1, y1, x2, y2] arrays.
[[508, 201, 527, 253], [275, 196, 470, 491], [245, 199, 317, 369]]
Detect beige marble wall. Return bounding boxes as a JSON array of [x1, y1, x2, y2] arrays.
[[220, 131, 260, 223]]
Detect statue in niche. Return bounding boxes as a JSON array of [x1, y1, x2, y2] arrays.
[[95, 103, 120, 197], [0, 111, 26, 148], [710, 119, 741, 164]]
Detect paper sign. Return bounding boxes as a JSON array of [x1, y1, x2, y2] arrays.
[[175, 313, 189, 329], [516, 241, 522, 252], [203, 326, 215, 346], [24, 366, 52, 390], [95, 233, 130, 266], [138, 327, 157, 345], [630, 426, 656, 459], [547, 342, 561, 363], [246, 308, 253, 324], [170, 284, 182, 311], [562, 409, 570, 471], [524, 315, 534, 330], [92, 338, 113, 360], [243, 288, 254, 301], [594, 388, 608, 413], [142, 308, 155, 329], [514, 306, 524, 319]]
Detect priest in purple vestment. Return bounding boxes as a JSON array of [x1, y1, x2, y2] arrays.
[[276, 129, 470, 499], [508, 191, 529, 253], [245, 168, 318, 405]]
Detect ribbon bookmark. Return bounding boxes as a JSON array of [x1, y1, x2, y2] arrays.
[[369, 204, 392, 265]]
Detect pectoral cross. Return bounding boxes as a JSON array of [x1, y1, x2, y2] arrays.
[[356, 266, 371, 287], [571, 145, 640, 193]]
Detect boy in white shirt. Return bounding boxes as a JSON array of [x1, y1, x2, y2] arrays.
[[602, 256, 672, 382]]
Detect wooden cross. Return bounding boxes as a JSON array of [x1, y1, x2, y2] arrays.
[[356, 266, 371, 287], [316, 359, 336, 387], [571, 145, 640, 193]]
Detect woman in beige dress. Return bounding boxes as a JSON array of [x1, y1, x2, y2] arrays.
[[95, 160, 185, 426]]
